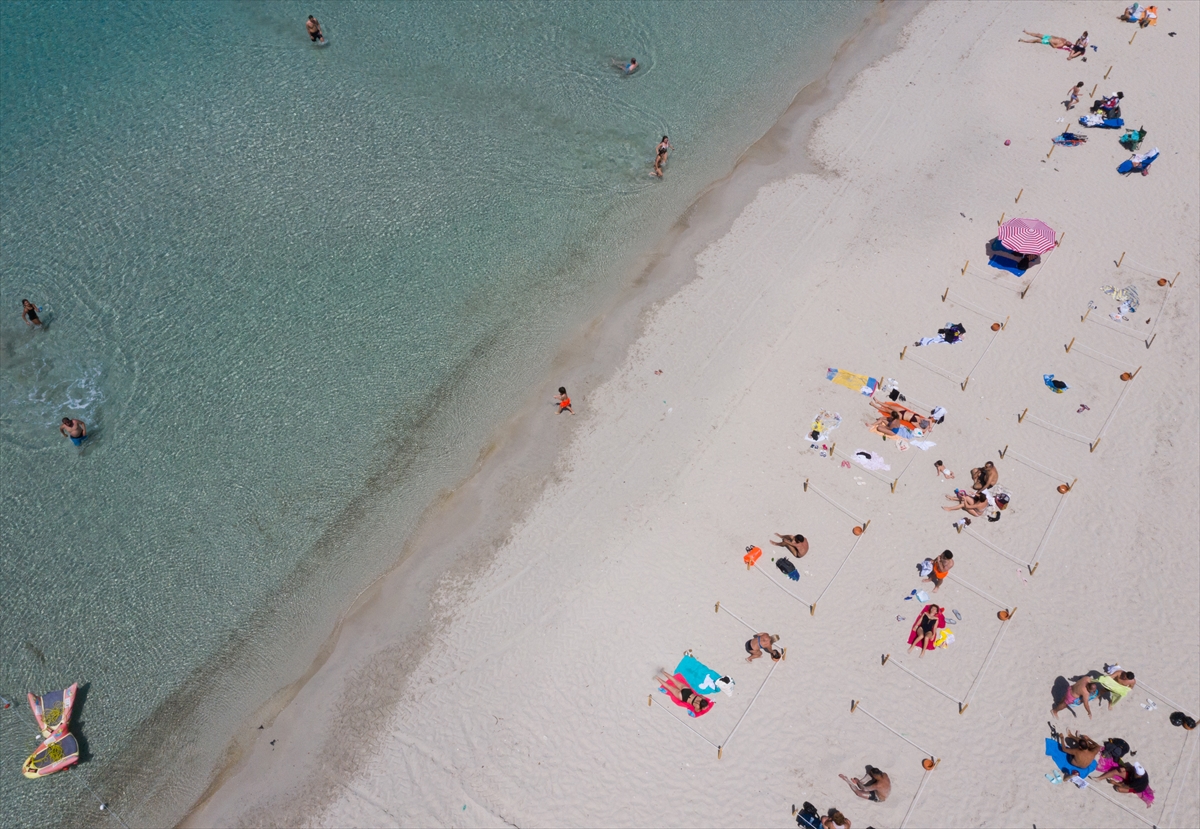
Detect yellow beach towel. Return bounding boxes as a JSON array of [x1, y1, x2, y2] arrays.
[[826, 368, 878, 396], [1097, 674, 1130, 705]]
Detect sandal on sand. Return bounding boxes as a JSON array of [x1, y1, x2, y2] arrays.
[[953, 609, 962, 620]]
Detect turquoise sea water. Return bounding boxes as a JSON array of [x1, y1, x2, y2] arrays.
[[0, 2, 865, 824]]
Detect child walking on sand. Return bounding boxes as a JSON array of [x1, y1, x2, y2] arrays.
[[556, 387, 573, 414]]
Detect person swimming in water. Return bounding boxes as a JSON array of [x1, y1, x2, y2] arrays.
[[612, 57, 638, 74], [306, 15, 325, 44], [59, 417, 88, 446], [21, 299, 43, 328]]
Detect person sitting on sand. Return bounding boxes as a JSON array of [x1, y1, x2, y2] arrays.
[[654, 670, 711, 715], [915, 323, 965, 347], [1091, 91, 1124, 113], [746, 632, 782, 663], [1067, 31, 1088, 60], [771, 533, 809, 558], [971, 461, 998, 490], [1056, 730, 1103, 769], [922, 550, 954, 592], [907, 604, 942, 658], [1097, 759, 1151, 799], [1053, 675, 1099, 718], [821, 807, 851, 828], [1120, 3, 1141, 22], [943, 490, 988, 517], [1020, 31, 1073, 50], [839, 766, 890, 802]]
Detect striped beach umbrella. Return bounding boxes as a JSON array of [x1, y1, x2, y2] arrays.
[[998, 218, 1057, 254]]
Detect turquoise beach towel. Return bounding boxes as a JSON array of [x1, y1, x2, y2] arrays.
[[1045, 738, 1098, 777], [675, 655, 725, 696]]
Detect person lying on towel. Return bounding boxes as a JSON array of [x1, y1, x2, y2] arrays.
[[915, 323, 965, 347], [1052, 675, 1099, 718], [655, 670, 711, 716], [907, 604, 944, 658]]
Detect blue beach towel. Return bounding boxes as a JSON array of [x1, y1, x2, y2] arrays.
[[1044, 374, 1069, 393], [988, 257, 1029, 276], [1045, 737, 1098, 777], [675, 655, 726, 696]]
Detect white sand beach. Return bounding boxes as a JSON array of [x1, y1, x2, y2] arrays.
[[187, 2, 1199, 827]]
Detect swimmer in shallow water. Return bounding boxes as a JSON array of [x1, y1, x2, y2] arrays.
[[59, 417, 88, 446], [612, 57, 638, 74], [21, 299, 42, 328], [306, 15, 325, 44], [653, 135, 671, 177]]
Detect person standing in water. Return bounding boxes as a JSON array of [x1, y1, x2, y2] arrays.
[[653, 135, 671, 178], [21, 299, 43, 329], [59, 417, 88, 446], [306, 15, 325, 44]]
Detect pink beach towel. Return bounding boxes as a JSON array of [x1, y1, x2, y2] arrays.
[[1095, 757, 1155, 806], [660, 673, 714, 718], [907, 605, 946, 650]]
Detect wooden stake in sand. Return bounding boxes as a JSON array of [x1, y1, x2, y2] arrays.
[[1090, 83, 1098, 97], [1046, 145, 1054, 160], [1104, 65, 1113, 79], [999, 444, 1008, 459], [1014, 189, 1023, 204], [941, 286, 949, 302], [1081, 306, 1092, 322], [1117, 251, 1126, 267], [900, 345, 907, 360], [1018, 407, 1028, 423], [1065, 337, 1075, 353], [998, 211, 1005, 226], [961, 259, 969, 276], [1129, 29, 1138, 45]]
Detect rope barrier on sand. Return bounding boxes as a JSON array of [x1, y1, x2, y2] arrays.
[[805, 481, 868, 525], [884, 656, 964, 709], [852, 703, 938, 758], [1022, 413, 1093, 444], [1003, 449, 1074, 484], [1161, 730, 1198, 829], [1090, 376, 1136, 453], [1070, 340, 1140, 370], [1135, 681, 1198, 721], [943, 290, 1008, 324], [959, 329, 1002, 391], [810, 531, 866, 609], [899, 766, 936, 829], [1028, 488, 1072, 571], [648, 696, 720, 750], [715, 602, 761, 635], [961, 526, 1033, 569], [946, 573, 1009, 609], [960, 616, 1015, 711], [719, 657, 780, 757], [900, 349, 965, 386], [1084, 779, 1159, 827], [753, 563, 812, 610]]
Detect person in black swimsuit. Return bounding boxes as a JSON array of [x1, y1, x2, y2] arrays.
[[655, 670, 710, 715], [908, 604, 942, 658], [1098, 760, 1150, 796], [745, 632, 782, 662], [653, 135, 671, 177], [21, 299, 42, 328]]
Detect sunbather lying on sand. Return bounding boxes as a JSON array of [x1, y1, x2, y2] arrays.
[[771, 533, 809, 558], [1055, 730, 1102, 769], [1020, 31, 1073, 49], [1053, 675, 1099, 718], [868, 401, 932, 441], [907, 605, 943, 658], [655, 670, 711, 715], [943, 490, 988, 516]]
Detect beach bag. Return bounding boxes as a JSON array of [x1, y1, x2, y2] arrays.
[[1103, 738, 1131, 761], [776, 557, 799, 581], [917, 559, 934, 578]]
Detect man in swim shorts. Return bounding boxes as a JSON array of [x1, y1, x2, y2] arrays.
[[306, 15, 325, 43], [59, 417, 88, 446], [839, 765, 891, 802], [1053, 675, 1099, 719]]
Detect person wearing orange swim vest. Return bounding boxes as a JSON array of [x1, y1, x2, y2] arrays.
[[556, 386, 573, 414], [922, 550, 954, 592]]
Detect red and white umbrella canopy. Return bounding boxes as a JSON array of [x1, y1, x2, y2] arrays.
[[998, 218, 1057, 255]]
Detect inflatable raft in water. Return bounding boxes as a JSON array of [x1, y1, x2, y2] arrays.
[[22, 683, 80, 778]]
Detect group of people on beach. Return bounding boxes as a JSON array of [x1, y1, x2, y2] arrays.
[[1019, 29, 1090, 60]]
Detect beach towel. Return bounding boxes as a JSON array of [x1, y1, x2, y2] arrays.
[[934, 628, 954, 649], [1102, 284, 1140, 316], [1044, 374, 1069, 393], [910, 440, 936, 451], [808, 409, 842, 443], [675, 655, 727, 697], [852, 450, 890, 472], [1096, 756, 1155, 805], [827, 368, 878, 396], [659, 673, 714, 717], [1052, 132, 1088, 146], [1096, 674, 1131, 706], [988, 257, 1030, 276], [1079, 114, 1125, 128], [1045, 738, 1098, 777], [907, 605, 945, 650]]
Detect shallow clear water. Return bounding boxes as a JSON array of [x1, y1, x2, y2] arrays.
[[0, 1, 864, 824]]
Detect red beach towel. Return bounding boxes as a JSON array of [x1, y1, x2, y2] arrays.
[[907, 605, 946, 650], [660, 674, 714, 717]]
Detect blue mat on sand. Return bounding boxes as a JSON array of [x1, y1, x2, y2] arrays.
[[675, 655, 725, 696], [988, 257, 1029, 276], [1045, 737, 1098, 777]]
